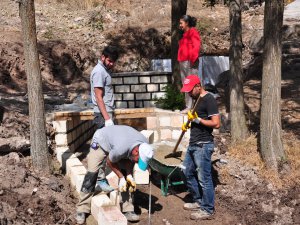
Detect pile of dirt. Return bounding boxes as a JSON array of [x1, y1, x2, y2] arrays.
[[0, 152, 77, 224]]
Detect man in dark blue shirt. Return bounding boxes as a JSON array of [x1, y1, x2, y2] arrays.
[[181, 75, 220, 220]]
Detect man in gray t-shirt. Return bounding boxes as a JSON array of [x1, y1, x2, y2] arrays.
[[76, 125, 154, 224], [91, 46, 119, 128]]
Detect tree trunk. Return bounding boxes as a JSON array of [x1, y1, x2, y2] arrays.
[[19, 0, 50, 173], [260, 0, 285, 170], [171, 0, 187, 90], [229, 0, 249, 141]]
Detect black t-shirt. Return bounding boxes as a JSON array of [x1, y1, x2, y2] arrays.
[[190, 93, 219, 144]]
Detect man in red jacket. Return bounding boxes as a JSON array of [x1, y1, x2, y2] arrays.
[[178, 15, 201, 113]]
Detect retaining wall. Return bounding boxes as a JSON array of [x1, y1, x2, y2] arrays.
[[111, 71, 172, 108]]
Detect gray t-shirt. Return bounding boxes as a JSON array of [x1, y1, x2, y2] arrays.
[[90, 60, 115, 113], [92, 125, 148, 163]]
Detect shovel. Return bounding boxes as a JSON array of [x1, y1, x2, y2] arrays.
[[164, 94, 202, 159]]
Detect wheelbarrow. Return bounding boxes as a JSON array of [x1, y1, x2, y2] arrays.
[[149, 158, 186, 196]]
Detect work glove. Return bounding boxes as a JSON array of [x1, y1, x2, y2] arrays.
[[105, 119, 114, 127], [126, 175, 136, 192], [187, 111, 201, 124], [181, 122, 191, 132], [119, 177, 127, 192]]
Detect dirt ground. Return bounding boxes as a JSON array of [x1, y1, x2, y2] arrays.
[[0, 0, 300, 224]]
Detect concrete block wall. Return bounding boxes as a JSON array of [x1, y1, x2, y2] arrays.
[[53, 117, 96, 152], [112, 71, 172, 109]]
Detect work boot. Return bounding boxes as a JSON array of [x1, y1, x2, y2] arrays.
[[190, 209, 213, 220], [124, 212, 140, 222], [183, 202, 200, 211], [95, 179, 114, 193], [75, 212, 86, 224]]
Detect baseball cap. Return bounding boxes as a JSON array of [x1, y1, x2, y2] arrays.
[[138, 143, 154, 171], [180, 75, 201, 93]]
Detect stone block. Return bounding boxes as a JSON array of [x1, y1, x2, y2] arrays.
[[66, 158, 83, 176], [160, 83, 167, 91], [151, 75, 168, 83], [153, 130, 159, 142], [73, 174, 85, 193], [152, 92, 165, 99], [91, 194, 113, 218], [106, 172, 119, 190], [135, 93, 151, 100], [159, 116, 171, 127], [56, 147, 70, 165], [144, 101, 155, 108], [140, 130, 154, 144], [135, 101, 144, 108], [146, 117, 157, 129], [69, 165, 87, 187], [171, 115, 184, 128], [123, 93, 134, 100], [115, 85, 130, 93], [160, 129, 172, 140], [128, 101, 135, 108], [130, 84, 146, 92], [133, 164, 149, 184], [97, 206, 127, 225], [52, 120, 70, 133], [55, 133, 71, 146], [109, 190, 121, 209], [172, 130, 182, 140], [112, 77, 123, 85], [114, 94, 123, 101], [139, 77, 150, 84], [116, 101, 128, 109], [147, 84, 159, 92], [124, 77, 139, 84]]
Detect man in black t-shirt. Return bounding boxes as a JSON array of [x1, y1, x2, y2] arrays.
[[180, 75, 220, 220]]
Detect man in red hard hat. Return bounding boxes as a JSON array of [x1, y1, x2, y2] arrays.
[[180, 75, 220, 220]]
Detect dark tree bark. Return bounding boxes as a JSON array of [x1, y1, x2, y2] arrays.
[[171, 0, 187, 89], [260, 0, 285, 169], [19, 0, 50, 173], [229, 0, 249, 141]]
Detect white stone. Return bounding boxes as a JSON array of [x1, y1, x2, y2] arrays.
[[123, 93, 134, 100], [116, 101, 128, 109], [112, 77, 123, 85], [91, 194, 113, 218], [160, 129, 172, 140], [152, 92, 165, 99], [55, 133, 70, 146], [114, 94, 123, 101], [69, 165, 87, 187], [130, 84, 146, 92], [159, 116, 171, 127], [97, 206, 127, 225], [151, 75, 168, 83], [109, 190, 121, 209], [115, 85, 130, 93], [147, 117, 157, 129], [140, 130, 154, 144], [133, 164, 150, 184], [106, 172, 119, 190], [171, 116, 184, 128], [124, 77, 139, 84], [160, 83, 167, 91], [128, 101, 135, 108], [172, 130, 182, 140], [144, 101, 155, 107], [147, 84, 159, 92], [135, 93, 151, 100], [153, 130, 159, 142], [66, 158, 83, 176], [74, 174, 85, 193], [52, 120, 70, 133], [139, 77, 150, 83]]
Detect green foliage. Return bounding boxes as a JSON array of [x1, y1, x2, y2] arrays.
[[154, 84, 185, 111], [88, 13, 104, 31]]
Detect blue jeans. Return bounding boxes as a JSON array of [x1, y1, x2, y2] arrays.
[[182, 143, 215, 214]]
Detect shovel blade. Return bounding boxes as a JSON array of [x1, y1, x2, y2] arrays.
[[164, 151, 183, 159]]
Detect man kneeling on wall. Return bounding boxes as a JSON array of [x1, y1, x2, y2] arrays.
[[76, 125, 153, 224]]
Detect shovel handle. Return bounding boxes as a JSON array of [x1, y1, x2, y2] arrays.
[[172, 94, 202, 153]]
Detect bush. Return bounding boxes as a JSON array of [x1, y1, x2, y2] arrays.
[[154, 84, 185, 111]]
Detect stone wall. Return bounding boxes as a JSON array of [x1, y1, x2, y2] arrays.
[[111, 71, 172, 108]]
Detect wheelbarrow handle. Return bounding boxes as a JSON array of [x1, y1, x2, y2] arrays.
[[172, 94, 202, 153]]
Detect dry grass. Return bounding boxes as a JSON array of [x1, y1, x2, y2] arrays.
[[36, 0, 103, 10], [228, 133, 300, 189]]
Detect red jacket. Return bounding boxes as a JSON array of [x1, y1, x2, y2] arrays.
[[177, 27, 201, 63]]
